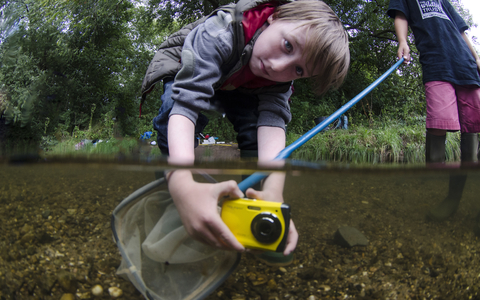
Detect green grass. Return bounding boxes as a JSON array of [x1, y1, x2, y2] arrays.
[[287, 123, 461, 164], [3, 122, 464, 165], [44, 124, 463, 164], [42, 137, 163, 160]]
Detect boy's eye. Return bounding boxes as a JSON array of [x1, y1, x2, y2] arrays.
[[296, 66, 304, 77], [284, 40, 293, 52]]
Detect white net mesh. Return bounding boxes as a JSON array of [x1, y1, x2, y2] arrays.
[[112, 179, 240, 300]]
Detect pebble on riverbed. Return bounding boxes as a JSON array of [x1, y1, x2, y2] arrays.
[[108, 286, 123, 298], [91, 284, 103, 296], [60, 294, 75, 300]]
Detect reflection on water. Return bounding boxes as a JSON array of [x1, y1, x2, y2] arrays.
[[1, 158, 479, 299]]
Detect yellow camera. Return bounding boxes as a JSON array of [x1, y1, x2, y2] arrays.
[[221, 198, 290, 252]]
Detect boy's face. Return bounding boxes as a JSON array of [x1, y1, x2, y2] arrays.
[[249, 15, 314, 82]]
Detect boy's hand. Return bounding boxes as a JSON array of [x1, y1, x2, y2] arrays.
[[397, 41, 411, 64], [168, 170, 245, 252], [245, 184, 299, 256]]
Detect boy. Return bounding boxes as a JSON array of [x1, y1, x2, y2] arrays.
[[141, 0, 350, 255], [387, 0, 480, 235]]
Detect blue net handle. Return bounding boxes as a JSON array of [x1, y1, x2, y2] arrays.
[[238, 58, 405, 192]]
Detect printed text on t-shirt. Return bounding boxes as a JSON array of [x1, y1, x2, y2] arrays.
[[416, 0, 450, 20]]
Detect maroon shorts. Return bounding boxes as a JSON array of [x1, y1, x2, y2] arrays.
[[425, 81, 480, 133]]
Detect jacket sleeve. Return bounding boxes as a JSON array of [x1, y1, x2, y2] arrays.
[[169, 11, 234, 125], [257, 87, 293, 131]]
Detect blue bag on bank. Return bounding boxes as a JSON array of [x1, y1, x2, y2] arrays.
[[140, 131, 153, 140]]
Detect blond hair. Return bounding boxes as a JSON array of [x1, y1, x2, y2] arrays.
[[274, 0, 350, 95]]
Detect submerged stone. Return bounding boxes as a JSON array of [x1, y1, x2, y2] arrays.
[[334, 226, 369, 248]]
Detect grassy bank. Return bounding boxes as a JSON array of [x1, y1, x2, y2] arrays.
[[41, 137, 163, 159], [2, 123, 463, 164], [287, 123, 461, 164]]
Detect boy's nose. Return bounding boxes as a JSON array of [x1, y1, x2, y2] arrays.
[[271, 58, 290, 72]]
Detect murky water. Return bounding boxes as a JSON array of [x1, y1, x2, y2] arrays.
[[1, 158, 479, 299]]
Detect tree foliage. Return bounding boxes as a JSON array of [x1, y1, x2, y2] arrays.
[[0, 0, 477, 147], [147, 0, 232, 28], [0, 0, 160, 143]]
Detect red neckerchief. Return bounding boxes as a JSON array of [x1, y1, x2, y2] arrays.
[[220, 2, 279, 91]]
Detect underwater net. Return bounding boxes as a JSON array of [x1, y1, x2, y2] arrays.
[[111, 177, 240, 300]]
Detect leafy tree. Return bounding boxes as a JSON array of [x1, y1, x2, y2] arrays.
[[146, 0, 233, 29], [0, 0, 159, 144]]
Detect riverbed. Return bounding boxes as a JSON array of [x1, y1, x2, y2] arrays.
[[1, 158, 479, 299]]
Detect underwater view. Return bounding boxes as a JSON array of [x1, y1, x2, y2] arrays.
[[1, 155, 480, 300]]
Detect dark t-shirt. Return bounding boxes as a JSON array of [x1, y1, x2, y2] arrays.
[[388, 0, 480, 86]]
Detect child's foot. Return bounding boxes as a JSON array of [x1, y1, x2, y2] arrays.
[[426, 197, 460, 222]]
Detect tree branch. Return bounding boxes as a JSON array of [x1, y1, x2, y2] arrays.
[[204, 0, 220, 10]]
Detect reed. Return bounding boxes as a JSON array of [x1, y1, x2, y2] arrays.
[[287, 123, 462, 164], [46, 137, 158, 158]]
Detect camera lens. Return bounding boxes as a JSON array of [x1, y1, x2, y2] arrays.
[[251, 213, 282, 244]]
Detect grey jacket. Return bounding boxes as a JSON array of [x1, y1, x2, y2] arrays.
[[141, 0, 292, 96], [142, 0, 294, 129]]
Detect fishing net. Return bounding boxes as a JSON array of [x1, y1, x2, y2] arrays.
[[111, 177, 240, 300]]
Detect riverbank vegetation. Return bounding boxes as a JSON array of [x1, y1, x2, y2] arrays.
[[3, 120, 463, 164], [0, 0, 477, 164]]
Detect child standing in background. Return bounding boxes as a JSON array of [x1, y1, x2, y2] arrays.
[[388, 0, 480, 235]]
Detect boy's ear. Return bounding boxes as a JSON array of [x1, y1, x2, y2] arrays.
[[267, 14, 276, 24]]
